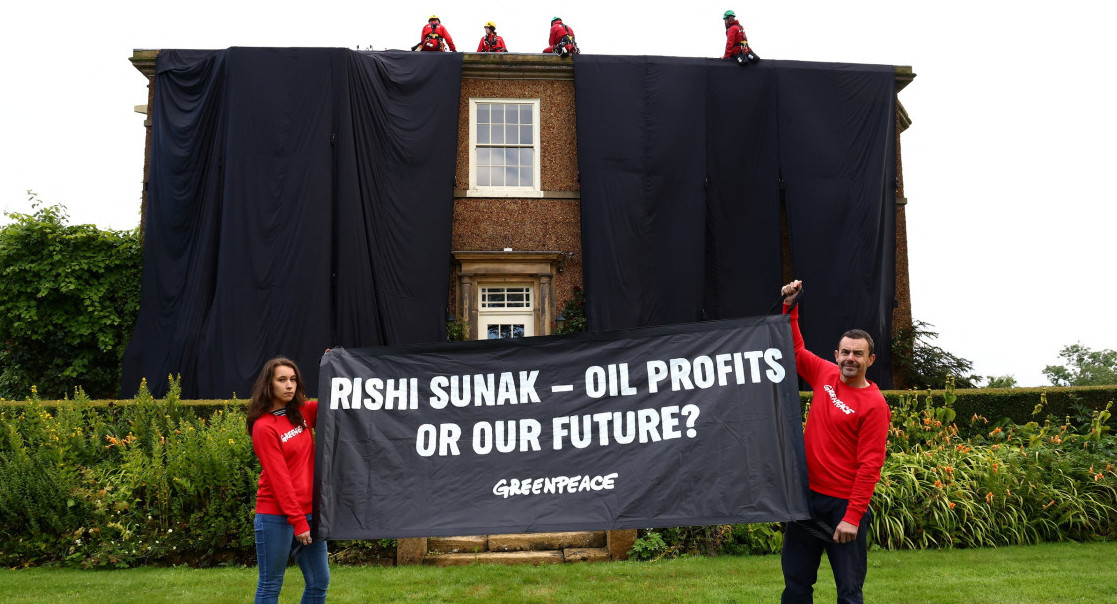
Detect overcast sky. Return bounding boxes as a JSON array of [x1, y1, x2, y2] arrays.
[[2, 1, 1114, 386]]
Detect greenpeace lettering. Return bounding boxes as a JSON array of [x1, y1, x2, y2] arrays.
[[314, 315, 812, 539], [823, 385, 856, 415], [492, 473, 619, 498], [279, 425, 304, 443]]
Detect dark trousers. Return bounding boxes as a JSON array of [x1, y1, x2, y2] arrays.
[[781, 490, 871, 604]]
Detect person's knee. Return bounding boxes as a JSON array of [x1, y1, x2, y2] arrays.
[[310, 567, 330, 593]]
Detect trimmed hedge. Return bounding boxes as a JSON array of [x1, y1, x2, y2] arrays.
[[796, 385, 1117, 428], [9, 385, 1115, 425]]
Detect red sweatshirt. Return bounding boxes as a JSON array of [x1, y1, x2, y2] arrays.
[[478, 34, 507, 52], [785, 305, 889, 526], [723, 20, 748, 59], [543, 21, 575, 53], [419, 23, 456, 52], [252, 400, 318, 535]]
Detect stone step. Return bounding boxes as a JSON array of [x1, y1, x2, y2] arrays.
[[562, 547, 611, 563], [427, 535, 488, 554], [487, 531, 606, 552], [423, 550, 564, 567]]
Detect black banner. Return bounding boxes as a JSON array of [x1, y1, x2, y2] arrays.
[[314, 315, 810, 539]]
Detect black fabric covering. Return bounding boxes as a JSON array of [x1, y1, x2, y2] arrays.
[[576, 57, 896, 387], [121, 48, 462, 399]]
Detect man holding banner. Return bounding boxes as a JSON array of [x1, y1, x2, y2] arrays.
[[779, 280, 890, 604]]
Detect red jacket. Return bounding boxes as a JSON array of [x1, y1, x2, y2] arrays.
[[785, 304, 890, 527], [420, 22, 456, 52], [252, 400, 319, 535], [477, 34, 508, 52], [543, 21, 576, 53], [723, 19, 749, 59]]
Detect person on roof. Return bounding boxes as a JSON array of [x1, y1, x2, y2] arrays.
[[722, 10, 758, 65], [477, 21, 508, 52], [543, 16, 579, 56], [415, 15, 456, 52]]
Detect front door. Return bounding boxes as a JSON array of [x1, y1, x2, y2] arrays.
[[477, 285, 534, 340]]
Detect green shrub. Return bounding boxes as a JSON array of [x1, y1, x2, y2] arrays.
[[2, 381, 1114, 567], [0, 198, 142, 399], [642, 384, 1115, 559]]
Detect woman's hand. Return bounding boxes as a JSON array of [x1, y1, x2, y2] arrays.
[[295, 531, 312, 545]]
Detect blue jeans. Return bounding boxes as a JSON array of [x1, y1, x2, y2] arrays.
[[781, 491, 872, 604], [254, 513, 329, 604]]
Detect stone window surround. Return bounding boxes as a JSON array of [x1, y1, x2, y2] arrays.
[[453, 251, 567, 340]]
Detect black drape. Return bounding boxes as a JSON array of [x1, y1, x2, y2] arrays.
[[777, 62, 896, 386], [122, 48, 461, 398], [576, 57, 895, 388], [574, 57, 709, 328]]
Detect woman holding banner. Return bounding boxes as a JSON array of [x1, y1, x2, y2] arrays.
[[246, 357, 329, 603]]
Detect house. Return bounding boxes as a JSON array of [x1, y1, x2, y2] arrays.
[[128, 49, 916, 564]]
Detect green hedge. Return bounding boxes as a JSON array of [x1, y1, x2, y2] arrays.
[[3, 383, 1114, 567], [793, 385, 1117, 429], [10, 385, 1114, 426]]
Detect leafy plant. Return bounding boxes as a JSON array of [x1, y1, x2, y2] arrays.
[[0, 194, 142, 399], [628, 529, 668, 561], [446, 318, 470, 342], [554, 286, 587, 335]]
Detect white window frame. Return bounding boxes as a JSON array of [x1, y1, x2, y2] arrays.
[[479, 285, 533, 310], [477, 284, 536, 340], [467, 98, 543, 198]]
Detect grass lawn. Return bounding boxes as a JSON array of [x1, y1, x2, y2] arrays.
[[2, 541, 1115, 603]]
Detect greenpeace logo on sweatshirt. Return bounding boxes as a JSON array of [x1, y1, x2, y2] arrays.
[[280, 425, 304, 443], [822, 385, 855, 415]]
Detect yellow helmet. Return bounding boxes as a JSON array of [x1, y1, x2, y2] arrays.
[[428, 14, 439, 21], [484, 21, 496, 29]]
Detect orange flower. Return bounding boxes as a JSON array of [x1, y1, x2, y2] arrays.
[[948, 502, 956, 509], [934, 480, 943, 489], [923, 418, 932, 425], [985, 492, 994, 503], [943, 466, 953, 473], [1095, 473, 1104, 482]]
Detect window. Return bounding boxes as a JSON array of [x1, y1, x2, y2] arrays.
[[480, 286, 532, 309], [478, 285, 535, 339], [486, 323, 526, 339], [468, 99, 542, 197]]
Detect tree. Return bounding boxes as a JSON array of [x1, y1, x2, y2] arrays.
[[981, 375, 1018, 388], [1042, 343, 1117, 386], [0, 195, 142, 399], [891, 320, 978, 389]]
